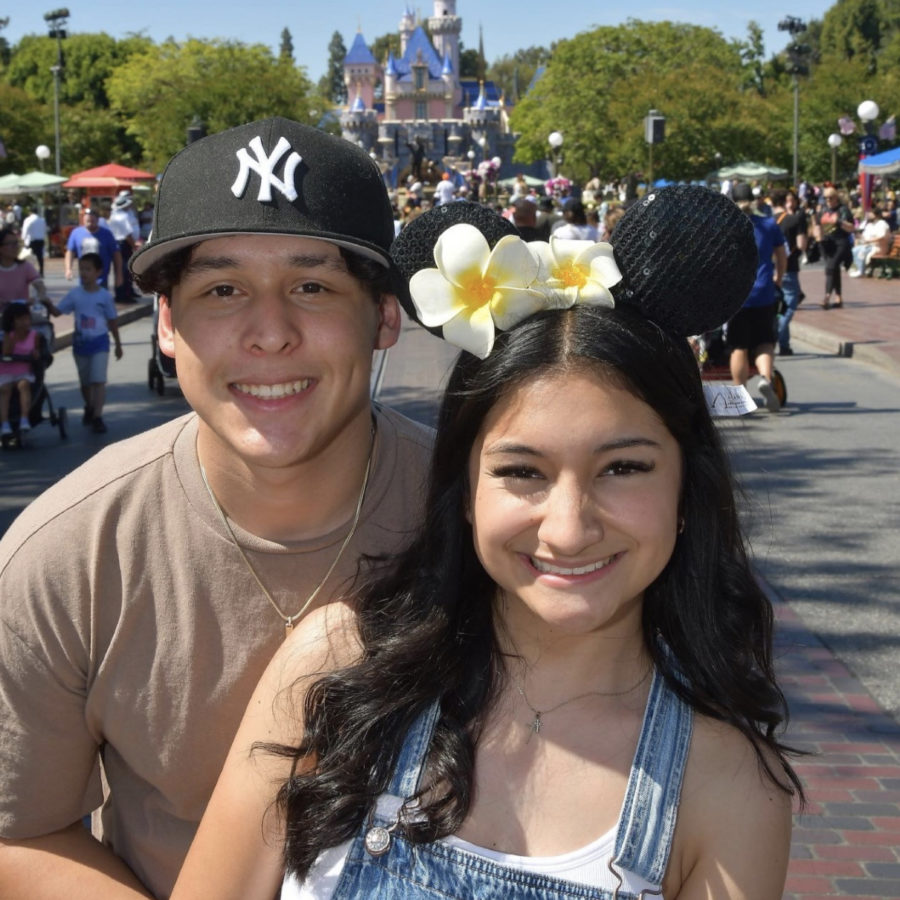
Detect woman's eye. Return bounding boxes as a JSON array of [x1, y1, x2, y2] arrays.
[[604, 460, 654, 477], [490, 465, 542, 481]]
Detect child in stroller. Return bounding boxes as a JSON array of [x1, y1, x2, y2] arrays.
[[1, 302, 40, 436], [0, 300, 67, 447]]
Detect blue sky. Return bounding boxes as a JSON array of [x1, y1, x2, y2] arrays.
[[6, 0, 832, 84]]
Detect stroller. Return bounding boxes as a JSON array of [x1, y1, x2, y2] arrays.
[[147, 294, 178, 395], [0, 301, 68, 449], [694, 325, 787, 408]]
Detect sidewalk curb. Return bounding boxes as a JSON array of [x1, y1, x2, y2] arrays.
[[53, 301, 153, 351], [790, 320, 900, 378]]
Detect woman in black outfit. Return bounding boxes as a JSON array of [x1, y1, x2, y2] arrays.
[[814, 187, 854, 308]]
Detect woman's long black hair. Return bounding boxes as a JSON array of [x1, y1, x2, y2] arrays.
[[267, 303, 803, 878]]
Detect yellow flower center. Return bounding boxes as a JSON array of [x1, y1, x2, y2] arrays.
[[462, 273, 497, 309], [553, 262, 588, 289]]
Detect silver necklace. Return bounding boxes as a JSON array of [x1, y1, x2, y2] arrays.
[[514, 666, 652, 740], [199, 424, 375, 639]]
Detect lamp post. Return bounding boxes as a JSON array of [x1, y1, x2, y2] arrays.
[[35, 144, 51, 171], [827, 133, 842, 184], [548, 131, 564, 178], [778, 15, 810, 186], [855, 100, 880, 212], [43, 8, 69, 177]]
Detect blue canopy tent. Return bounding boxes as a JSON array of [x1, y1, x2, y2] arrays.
[[859, 146, 900, 175]]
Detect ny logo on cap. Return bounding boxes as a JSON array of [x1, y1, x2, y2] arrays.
[[231, 135, 302, 203]]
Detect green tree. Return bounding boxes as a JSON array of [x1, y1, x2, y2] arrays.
[[5, 32, 152, 108], [319, 30, 347, 104], [820, 0, 885, 68], [107, 39, 313, 169], [510, 20, 763, 182], [0, 83, 50, 174], [488, 46, 551, 103], [458, 46, 479, 78], [280, 28, 294, 63], [370, 32, 401, 65]]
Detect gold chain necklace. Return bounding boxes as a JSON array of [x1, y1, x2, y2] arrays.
[[199, 425, 375, 639], [514, 666, 652, 741]]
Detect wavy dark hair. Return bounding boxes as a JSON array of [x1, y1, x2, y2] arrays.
[[267, 303, 803, 879]]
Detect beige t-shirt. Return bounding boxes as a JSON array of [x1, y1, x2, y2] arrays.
[[0, 405, 432, 898]]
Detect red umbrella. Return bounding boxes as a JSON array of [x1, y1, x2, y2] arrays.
[[63, 163, 156, 190]]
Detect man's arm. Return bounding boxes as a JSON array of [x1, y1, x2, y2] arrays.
[[0, 826, 152, 899], [112, 249, 124, 288], [773, 244, 787, 286], [64, 249, 75, 280]]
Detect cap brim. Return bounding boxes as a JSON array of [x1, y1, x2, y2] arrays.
[[131, 230, 391, 276]]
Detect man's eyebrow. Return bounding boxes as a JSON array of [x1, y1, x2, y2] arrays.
[[183, 253, 348, 277]]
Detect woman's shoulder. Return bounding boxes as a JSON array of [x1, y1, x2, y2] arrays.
[[666, 714, 793, 897]]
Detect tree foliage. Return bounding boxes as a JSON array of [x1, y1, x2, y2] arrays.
[[510, 21, 767, 182], [107, 39, 313, 169], [488, 46, 552, 103], [280, 28, 294, 62], [318, 30, 347, 105], [0, 83, 50, 174]]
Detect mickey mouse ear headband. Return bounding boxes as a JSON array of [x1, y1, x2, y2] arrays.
[[390, 187, 758, 358]]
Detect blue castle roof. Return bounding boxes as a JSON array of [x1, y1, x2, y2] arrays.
[[345, 31, 376, 65], [394, 26, 444, 81]]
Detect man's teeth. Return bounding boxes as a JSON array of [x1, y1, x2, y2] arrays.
[[531, 555, 616, 576], [233, 379, 310, 398]]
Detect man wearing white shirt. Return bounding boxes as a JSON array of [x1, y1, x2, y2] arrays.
[[21, 209, 48, 276], [108, 193, 141, 300]]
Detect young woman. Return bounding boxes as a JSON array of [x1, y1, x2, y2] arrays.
[[172, 190, 801, 900]]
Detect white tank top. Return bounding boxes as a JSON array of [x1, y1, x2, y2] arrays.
[[281, 795, 660, 899]]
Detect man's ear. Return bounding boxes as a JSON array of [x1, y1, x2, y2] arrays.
[[157, 295, 176, 359], [374, 294, 402, 351]]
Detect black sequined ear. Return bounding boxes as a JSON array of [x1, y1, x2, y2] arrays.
[[390, 201, 520, 331], [609, 186, 758, 336]]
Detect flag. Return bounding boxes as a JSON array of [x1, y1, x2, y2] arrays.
[[879, 116, 896, 141], [838, 116, 856, 136]]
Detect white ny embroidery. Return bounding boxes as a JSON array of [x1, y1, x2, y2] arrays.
[[231, 135, 302, 203]]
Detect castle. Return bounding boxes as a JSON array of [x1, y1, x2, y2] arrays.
[[339, 1, 518, 188]]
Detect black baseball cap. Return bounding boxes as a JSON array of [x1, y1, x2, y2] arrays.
[[131, 117, 395, 276]]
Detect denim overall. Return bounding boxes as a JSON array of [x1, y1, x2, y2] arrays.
[[329, 668, 693, 899]]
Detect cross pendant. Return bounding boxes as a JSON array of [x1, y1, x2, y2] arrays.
[[531, 712, 543, 735]]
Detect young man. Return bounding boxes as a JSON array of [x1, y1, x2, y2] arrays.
[[0, 118, 433, 898]]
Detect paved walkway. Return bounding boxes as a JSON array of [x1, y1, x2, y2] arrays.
[[39, 251, 900, 897]]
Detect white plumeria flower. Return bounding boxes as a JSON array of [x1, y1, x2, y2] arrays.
[[408, 223, 545, 358], [530, 237, 622, 307]]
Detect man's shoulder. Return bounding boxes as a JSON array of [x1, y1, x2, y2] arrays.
[[375, 403, 434, 454], [0, 414, 196, 567]]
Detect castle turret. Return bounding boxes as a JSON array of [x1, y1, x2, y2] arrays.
[[399, 6, 415, 55], [428, 0, 461, 85]]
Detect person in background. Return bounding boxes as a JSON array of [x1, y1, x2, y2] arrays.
[[0, 226, 50, 315], [850, 204, 891, 277], [814, 187, 854, 308], [21, 208, 48, 277], [771, 188, 807, 356], [728, 183, 786, 412], [65, 206, 123, 292]]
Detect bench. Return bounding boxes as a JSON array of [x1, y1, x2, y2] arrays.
[[868, 233, 900, 279]]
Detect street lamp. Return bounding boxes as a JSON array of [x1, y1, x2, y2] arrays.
[[827, 133, 842, 184], [849, 100, 881, 211], [778, 15, 810, 186], [43, 7, 69, 177], [548, 131, 564, 177], [35, 144, 51, 171]]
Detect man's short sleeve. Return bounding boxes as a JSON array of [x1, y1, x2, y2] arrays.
[[0, 539, 104, 837]]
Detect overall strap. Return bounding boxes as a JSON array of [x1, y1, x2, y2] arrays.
[[386, 701, 442, 799], [611, 667, 693, 888]]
